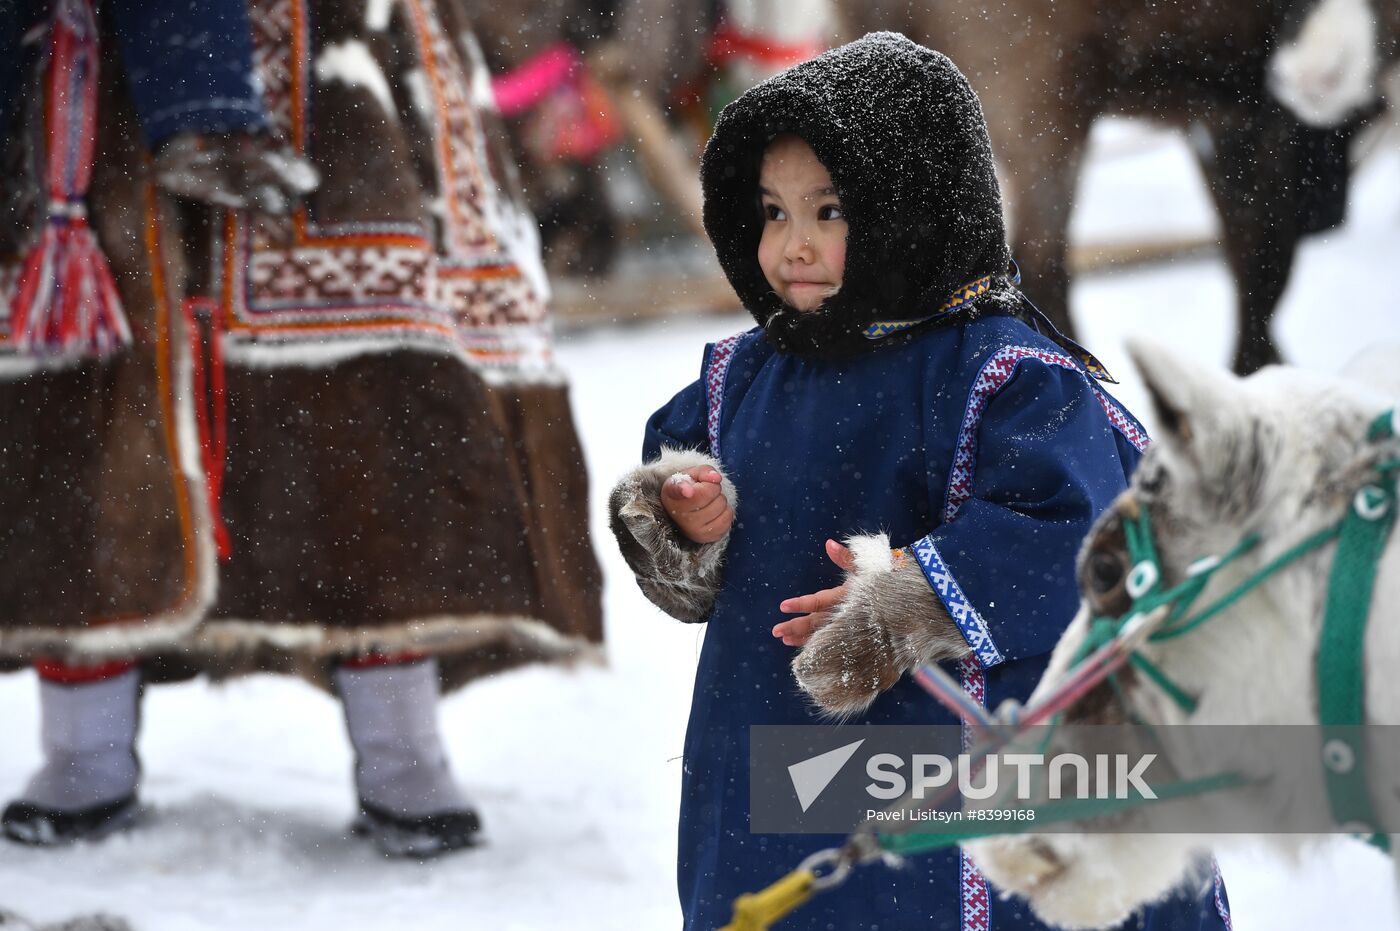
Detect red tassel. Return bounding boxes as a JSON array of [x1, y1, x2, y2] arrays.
[[11, 207, 131, 356], [6, 0, 130, 361]]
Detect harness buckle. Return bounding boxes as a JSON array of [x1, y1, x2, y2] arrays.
[[1126, 561, 1159, 599], [799, 846, 852, 892], [1322, 738, 1356, 774], [1353, 485, 1391, 522]]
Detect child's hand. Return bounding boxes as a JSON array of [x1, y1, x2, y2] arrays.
[[661, 467, 733, 544], [773, 540, 856, 646]]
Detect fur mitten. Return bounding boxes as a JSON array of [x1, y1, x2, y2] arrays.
[[608, 447, 737, 623], [793, 533, 971, 717]]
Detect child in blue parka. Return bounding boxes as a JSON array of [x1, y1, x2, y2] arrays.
[[609, 32, 1232, 931]]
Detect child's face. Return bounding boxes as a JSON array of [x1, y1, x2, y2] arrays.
[[757, 135, 846, 312]]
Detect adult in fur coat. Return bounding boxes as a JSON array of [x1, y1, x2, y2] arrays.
[[0, 0, 602, 856], [611, 33, 1231, 930], [0, 0, 318, 214]]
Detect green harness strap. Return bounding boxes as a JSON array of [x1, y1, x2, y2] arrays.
[[879, 772, 1253, 856], [1316, 410, 1398, 853]]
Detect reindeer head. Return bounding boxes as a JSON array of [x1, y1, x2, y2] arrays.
[[966, 342, 1398, 930], [1043, 341, 1394, 731]]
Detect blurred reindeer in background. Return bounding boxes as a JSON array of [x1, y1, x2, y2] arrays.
[[840, 0, 1382, 375]]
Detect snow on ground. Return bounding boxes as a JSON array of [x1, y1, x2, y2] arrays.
[[1, 136, 1399, 930], [1070, 118, 1221, 247]]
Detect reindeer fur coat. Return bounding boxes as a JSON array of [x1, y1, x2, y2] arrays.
[[0, 0, 603, 691], [610, 33, 1230, 931]]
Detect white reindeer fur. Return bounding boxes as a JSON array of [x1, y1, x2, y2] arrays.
[[315, 40, 398, 119], [846, 532, 898, 574], [967, 341, 1400, 929], [1270, 0, 1379, 126]]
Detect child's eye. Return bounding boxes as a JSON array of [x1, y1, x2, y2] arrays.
[[818, 204, 843, 221], [764, 203, 786, 222]]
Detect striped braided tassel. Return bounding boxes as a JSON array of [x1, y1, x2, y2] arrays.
[[8, 0, 131, 359]]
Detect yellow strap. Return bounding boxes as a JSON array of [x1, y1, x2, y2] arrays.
[[717, 868, 816, 931]]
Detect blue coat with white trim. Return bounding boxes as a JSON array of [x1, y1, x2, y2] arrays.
[[642, 314, 1230, 931]]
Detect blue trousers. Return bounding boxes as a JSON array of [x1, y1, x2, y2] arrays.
[[0, 0, 268, 148]]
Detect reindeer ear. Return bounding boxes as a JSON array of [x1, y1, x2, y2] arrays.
[[1125, 339, 1238, 457]]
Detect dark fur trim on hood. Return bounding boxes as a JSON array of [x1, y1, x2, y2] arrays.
[[701, 32, 1013, 358]]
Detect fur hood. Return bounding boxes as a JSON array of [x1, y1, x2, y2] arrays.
[[700, 31, 1016, 358]]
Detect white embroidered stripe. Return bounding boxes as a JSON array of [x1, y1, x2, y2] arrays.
[[912, 535, 1005, 668], [946, 345, 1150, 523], [1213, 859, 1234, 929], [959, 658, 992, 931], [704, 331, 746, 457], [1094, 388, 1151, 453]]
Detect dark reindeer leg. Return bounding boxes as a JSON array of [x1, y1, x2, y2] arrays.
[[863, 1, 1105, 340], [1197, 107, 1298, 375], [1005, 133, 1090, 339], [968, 15, 1102, 342], [995, 92, 1094, 341]]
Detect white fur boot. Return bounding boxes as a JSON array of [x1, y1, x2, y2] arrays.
[[334, 658, 480, 856], [2, 667, 142, 845]]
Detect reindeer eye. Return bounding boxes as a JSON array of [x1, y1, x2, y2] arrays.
[[1080, 507, 1134, 616], [1089, 550, 1126, 595]]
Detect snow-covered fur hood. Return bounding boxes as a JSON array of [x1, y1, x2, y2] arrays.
[[700, 31, 1015, 358]]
